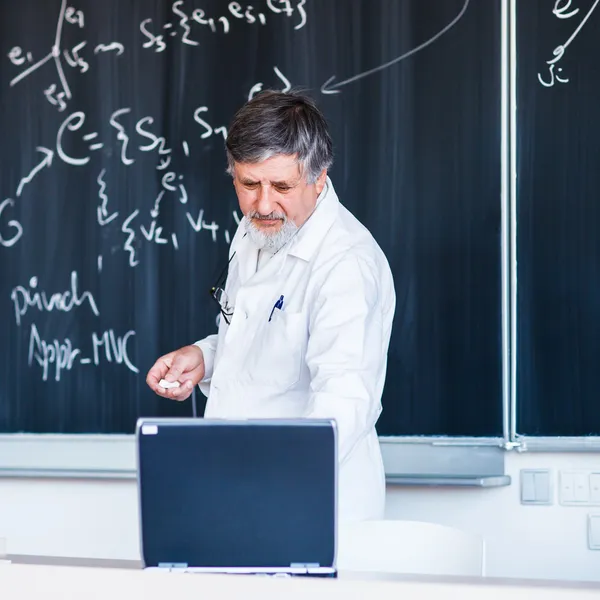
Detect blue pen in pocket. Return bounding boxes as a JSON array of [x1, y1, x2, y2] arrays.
[[269, 295, 284, 322]]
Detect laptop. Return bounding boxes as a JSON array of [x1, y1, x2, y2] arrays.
[[135, 418, 338, 577]]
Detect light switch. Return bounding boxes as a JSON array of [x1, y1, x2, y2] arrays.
[[520, 469, 552, 505], [588, 514, 600, 550], [521, 470, 536, 503], [590, 474, 600, 505], [534, 471, 551, 503]]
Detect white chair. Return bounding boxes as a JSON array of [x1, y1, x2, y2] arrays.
[[336, 519, 485, 576]]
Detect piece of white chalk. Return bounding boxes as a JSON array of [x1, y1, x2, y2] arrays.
[[159, 379, 181, 389]]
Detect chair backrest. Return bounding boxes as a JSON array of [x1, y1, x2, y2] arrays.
[[336, 520, 485, 577]]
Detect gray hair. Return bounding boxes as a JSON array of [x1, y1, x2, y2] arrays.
[[225, 90, 333, 184]]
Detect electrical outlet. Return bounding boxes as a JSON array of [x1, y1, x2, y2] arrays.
[[559, 471, 590, 505], [588, 514, 600, 550], [559, 471, 600, 506]]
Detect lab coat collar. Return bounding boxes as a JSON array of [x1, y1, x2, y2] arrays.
[[287, 177, 339, 262], [234, 228, 259, 285]]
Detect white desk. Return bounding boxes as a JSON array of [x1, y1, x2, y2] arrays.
[[2, 556, 600, 600]]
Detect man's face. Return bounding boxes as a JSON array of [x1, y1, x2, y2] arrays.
[[233, 154, 327, 237]]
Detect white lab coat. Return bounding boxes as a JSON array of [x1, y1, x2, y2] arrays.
[[195, 178, 396, 522]]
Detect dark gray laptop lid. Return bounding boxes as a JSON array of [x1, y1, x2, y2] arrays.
[[136, 419, 337, 570]]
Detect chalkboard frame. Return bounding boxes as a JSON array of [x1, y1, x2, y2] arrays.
[[3, 0, 597, 493], [0, 0, 509, 486], [510, 0, 600, 451]]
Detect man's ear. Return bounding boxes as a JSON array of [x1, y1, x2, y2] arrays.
[[315, 169, 328, 195]]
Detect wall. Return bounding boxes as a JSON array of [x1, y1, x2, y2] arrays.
[[0, 452, 599, 582], [386, 452, 600, 582]]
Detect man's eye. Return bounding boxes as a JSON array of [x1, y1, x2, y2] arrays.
[[244, 182, 259, 189], [274, 185, 291, 192]]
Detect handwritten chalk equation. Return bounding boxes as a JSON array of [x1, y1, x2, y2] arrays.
[[0, 103, 230, 250], [28, 323, 138, 382], [54, 105, 230, 168], [96, 157, 241, 268], [538, 0, 600, 88], [118, 201, 242, 269], [140, 0, 307, 51], [7, 0, 125, 113], [6, 0, 305, 112], [0, 68, 289, 254]]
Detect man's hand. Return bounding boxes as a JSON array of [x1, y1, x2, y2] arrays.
[[146, 345, 205, 401]]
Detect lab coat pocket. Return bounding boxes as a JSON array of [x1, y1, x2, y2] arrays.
[[250, 311, 305, 391]]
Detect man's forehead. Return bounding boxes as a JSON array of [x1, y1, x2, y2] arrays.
[[234, 155, 302, 181]]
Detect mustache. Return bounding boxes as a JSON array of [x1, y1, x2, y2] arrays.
[[247, 211, 286, 221]]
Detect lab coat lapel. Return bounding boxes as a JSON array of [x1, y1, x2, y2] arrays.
[[287, 178, 339, 262], [233, 220, 289, 288], [234, 223, 259, 285]]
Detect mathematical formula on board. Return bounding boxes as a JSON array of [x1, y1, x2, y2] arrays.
[[0, 102, 254, 258], [1, 0, 474, 383], [0, 0, 308, 384], [7, 0, 306, 111]]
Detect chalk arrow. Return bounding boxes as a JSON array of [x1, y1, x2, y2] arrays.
[[16, 147, 54, 197], [321, 0, 470, 94]]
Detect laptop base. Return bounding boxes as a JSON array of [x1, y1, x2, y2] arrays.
[[146, 566, 337, 578]]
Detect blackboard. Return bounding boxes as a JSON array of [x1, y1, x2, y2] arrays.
[[0, 0, 502, 436], [516, 0, 600, 436]]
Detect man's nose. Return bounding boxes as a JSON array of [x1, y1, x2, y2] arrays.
[[255, 184, 276, 215]]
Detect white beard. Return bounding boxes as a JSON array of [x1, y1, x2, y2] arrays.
[[244, 214, 299, 253]]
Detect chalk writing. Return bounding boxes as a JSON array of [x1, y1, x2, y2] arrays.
[[322, 0, 469, 94], [52, 104, 230, 171], [10, 272, 100, 327], [97, 169, 119, 227], [2, 0, 309, 402], [7, 0, 125, 111], [16, 148, 54, 198], [248, 66, 292, 100], [122, 209, 140, 267], [0, 199, 23, 248], [140, 0, 308, 52], [538, 0, 600, 87], [110, 108, 135, 166], [28, 323, 138, 382], [56, 111, 102, 166]]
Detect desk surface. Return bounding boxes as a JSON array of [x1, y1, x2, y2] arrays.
[[2, 554, 600, 600]]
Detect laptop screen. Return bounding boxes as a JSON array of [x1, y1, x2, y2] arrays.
[[136, 419, 337, 569]]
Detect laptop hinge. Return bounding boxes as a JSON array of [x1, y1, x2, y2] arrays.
[[158, 562, 188, 569], [290, 563, 320, 568]]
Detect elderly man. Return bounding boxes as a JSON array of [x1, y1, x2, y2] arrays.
[[147, 90, 395, 521]]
